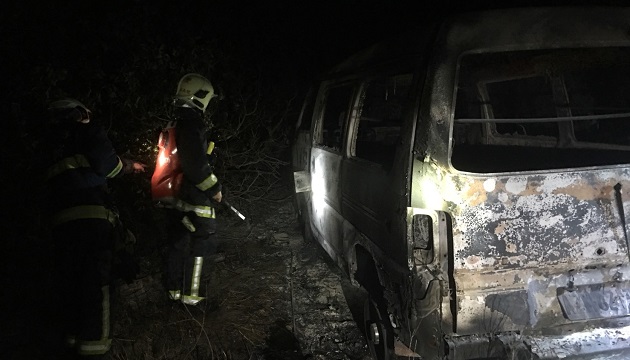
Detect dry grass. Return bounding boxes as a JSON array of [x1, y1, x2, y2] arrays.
[[108, 201, 298, 360]]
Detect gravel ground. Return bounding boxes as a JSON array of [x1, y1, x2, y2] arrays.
[[1, 184, 374, 360], [108, 196, 373, 360]]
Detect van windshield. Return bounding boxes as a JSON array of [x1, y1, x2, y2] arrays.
[[452, 47, 630, 173]]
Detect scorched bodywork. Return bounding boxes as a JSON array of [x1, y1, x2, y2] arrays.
[[293, 6, 630, 359]]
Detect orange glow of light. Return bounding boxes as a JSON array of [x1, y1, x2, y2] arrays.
[[157, 150, 169, 167]]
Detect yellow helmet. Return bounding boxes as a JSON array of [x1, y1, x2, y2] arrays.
[[174, 73, 216, 112]]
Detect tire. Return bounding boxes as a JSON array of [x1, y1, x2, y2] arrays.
[[364, 296, 394, 360]]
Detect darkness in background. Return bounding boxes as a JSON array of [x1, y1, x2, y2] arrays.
[[2, 0, 627, 109]]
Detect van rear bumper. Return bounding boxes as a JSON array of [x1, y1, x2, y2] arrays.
[[445, 322, 630, 360]]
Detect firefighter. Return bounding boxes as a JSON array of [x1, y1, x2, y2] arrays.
[[44, 98, 145, 358], [165, 73, 222, 305]]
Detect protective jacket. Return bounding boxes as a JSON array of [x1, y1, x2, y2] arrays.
[[165, 107, 222, 305], [45, 121, 133, 225], [174, 107, 221, 216], [44, 119, 133, 357]]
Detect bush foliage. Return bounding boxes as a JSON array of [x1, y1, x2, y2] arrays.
[[3, 1, 303, 211]]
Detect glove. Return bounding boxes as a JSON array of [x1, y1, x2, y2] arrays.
[[205, 182, 222, 202], [122, 158, 147, 174]]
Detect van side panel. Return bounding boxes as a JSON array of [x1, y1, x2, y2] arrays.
[[341, 161, 392, 250], [310, 148, 345, 262], [451, 171, 630, 334]]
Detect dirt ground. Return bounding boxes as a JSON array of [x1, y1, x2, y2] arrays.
[[107, 194, 373, 360]]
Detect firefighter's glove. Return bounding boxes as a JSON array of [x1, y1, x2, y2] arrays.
[[205, 183, 222, 203], [212, 190, 223, 203], [132, 161, 147, 173], [122, 158, 147, 174]]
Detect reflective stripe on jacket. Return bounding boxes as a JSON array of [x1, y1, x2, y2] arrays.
[[50, 205, 118, 227], [76, 285, 112, 355], [44, 121, 125, 215], [174, 200, 216, 218], [195, 173, 218, 191], [77, 339, 112, 356], [46, 154, 91, 180], [46, 154, 123, 181], [45, 122, 123, 187]]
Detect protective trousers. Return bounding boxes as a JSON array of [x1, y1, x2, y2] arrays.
[[52, 218, 114, 357], [165, 209, 218, 305]]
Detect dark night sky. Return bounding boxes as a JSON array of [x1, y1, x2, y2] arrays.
[[4, 1, 413, 66], [0, 1, 445, 94], [0, 2, 383, 113], [2, 0, 626, 120], [2, 1, 617, 94]]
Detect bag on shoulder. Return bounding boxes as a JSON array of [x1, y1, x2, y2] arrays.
[[151, 121, 183, 207]]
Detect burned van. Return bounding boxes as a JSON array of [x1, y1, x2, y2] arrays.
[[292, 6, 630, 360]]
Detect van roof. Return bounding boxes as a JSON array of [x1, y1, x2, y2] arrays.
[[444, 6, 630, 52], [325, 24, 438, 78], [325, 6, 630, 78]]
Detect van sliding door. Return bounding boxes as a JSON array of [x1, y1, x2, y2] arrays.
[[341, 74, 413, 264], [310, 82, 355, 262]]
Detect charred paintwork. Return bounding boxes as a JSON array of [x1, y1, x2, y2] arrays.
[[453, 172, 630, 269], [292, 6, 630, 360]]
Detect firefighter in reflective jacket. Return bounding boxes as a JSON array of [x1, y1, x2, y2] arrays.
[[44, 98, 145, 358], [165, 73, 222, 305]]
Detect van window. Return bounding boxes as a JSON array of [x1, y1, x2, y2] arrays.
[[452, 47, 630, 173], [317, 84, 354, 151], [353, 74, 412, 168], [487, 76, 559, 139], [298, 88, 316, 132]]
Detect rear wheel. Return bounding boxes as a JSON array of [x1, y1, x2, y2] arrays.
[[364, 296, 394, 360]]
